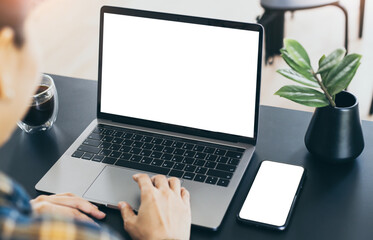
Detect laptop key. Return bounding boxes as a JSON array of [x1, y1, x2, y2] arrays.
[[194, 160, 206, 167], [122, 140, 134, 146], [103, 129, 114, 136], [122, 133, 133, 139], [206, 154, 218, 161], [109, 144, 121, 151], [161, 140, 173, 147], [195, 167, 208, 175], [172, 142, 183, 148], [161, 154, 172, 161], [140, 136, 153, 143], [78, 145, 101, 154], [216, 156, 228, 164], [214, 149, 227, 156], [182, 172, 195, 180], [151, 138, 163, 144], [216, 163, 236, 172], [228, 158, 240, 166], [83, 139, 101, 147], [82, 153, 94, 160], [119, 146, 131, 153], [131, 134, 143, 141], [193, 145, 205, 152], [162, 161, 174, 168], [203, 147, 215, 154], [151, 159, 164, 167], [113, 131, 124, 137], [184, 151, 195, 158], [140, 150, 152, 157], [207, 169, 233, 180], [140, 157, 153, 164], [174, 163, 185, 170], [182, 144, 194, 150], [143, 143, 154, 150], [152, 145, 164, 152], [120, 153, 132, 160], [102, 136, 114, 143], [130, 155, 142, 162], [102, 157, 117, 164], [151, 152, 162, 159], [88, 133, 102, 140], [185, 165, 196, 172], [171, 155, 184, 163], [92, 127, 104, 134], [226, 151, 243, 159], [182, 157, 194, 164], [205, 161, 217, 169], [115, 160, 170, 175], [129, 148, 141, 155], [169, 170, 183, 178], [195, 153, 206, 159], [132, 141, 144, 148], [109, 151, 121, 158], [206, 176, 218, 185], [217, 179, 230, 187], [99, 149, 112, 156], [100, 142, 111, 149], [194, 175, 207, 182], [92, 155, 104, 162], [112, 138, 123, 144], [72, 151, 84, 158], [174, 149, 185, 155], [162, 147, 175, 154]]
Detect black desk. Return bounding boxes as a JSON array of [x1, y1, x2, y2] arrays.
[[1, 75, 373, 239]]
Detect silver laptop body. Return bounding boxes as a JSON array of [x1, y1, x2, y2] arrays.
[[36, 6, 263, 230]]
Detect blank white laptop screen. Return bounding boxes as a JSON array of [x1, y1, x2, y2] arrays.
[[101, 13, 260, 138]]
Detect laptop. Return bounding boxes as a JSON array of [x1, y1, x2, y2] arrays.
[[36, 6, 263, 230]]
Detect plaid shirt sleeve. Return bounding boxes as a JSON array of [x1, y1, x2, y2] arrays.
[[0, 172, 123, 240]]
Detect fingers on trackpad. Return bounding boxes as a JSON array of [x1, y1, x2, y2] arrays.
[[83, 166, 183, 210]]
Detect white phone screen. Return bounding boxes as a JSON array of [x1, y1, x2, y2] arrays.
[[239, 161, 304, 228]]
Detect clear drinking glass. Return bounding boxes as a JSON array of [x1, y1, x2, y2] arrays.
[[18, 74, 58, 133]]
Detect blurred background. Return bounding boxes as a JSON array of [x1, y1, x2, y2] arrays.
[[27, 0, 373, 119]]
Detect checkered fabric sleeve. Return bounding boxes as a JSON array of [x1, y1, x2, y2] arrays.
[[0, 172, 123, 240]]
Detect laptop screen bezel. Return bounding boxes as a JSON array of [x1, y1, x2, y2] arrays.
[[97, 6, 263, 145]]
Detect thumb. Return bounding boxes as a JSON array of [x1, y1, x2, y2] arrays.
[[118, 202, 136, 228]]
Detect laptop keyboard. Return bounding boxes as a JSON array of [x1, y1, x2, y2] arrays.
[[72, 124, 245, 187]]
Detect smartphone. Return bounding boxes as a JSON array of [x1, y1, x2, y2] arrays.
[[237, 160, 305, 231]]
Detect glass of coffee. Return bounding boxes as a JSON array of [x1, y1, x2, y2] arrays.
[[18, 74, 58, 133]]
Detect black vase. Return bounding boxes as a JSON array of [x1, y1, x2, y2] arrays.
[[304, 91, 364, 163]]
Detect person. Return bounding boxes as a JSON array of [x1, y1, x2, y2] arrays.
[[0, 0, 192, 239]]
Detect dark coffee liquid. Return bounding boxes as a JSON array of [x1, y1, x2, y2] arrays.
[[22, 85, 55, 126]]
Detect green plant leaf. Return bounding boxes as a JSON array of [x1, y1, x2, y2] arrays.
[[317, 48, 346, 73], [318, 55, 328, 81], [319, 55, 326, 66], [324, 54, 362, 96], [275, 85, 329, 107], [277, 69, 319, 88], [280, 49, 317, 83], [284, 39, 312, 70]]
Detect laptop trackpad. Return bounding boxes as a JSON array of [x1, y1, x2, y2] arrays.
[[83, 166, 182, 210]]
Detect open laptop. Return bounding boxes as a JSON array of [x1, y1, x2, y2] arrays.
[[36, 6, 263, 230]]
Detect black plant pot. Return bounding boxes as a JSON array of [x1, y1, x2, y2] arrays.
[[304, 91, 364, 163]]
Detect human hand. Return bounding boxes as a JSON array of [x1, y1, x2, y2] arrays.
[[118, 174, 191, 240], [30, 193, 106, 225]]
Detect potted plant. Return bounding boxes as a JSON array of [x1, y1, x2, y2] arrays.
[[275, 39, 364, 163]]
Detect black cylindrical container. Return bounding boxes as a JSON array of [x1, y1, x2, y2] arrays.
[[304, 91, 364, 163]]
